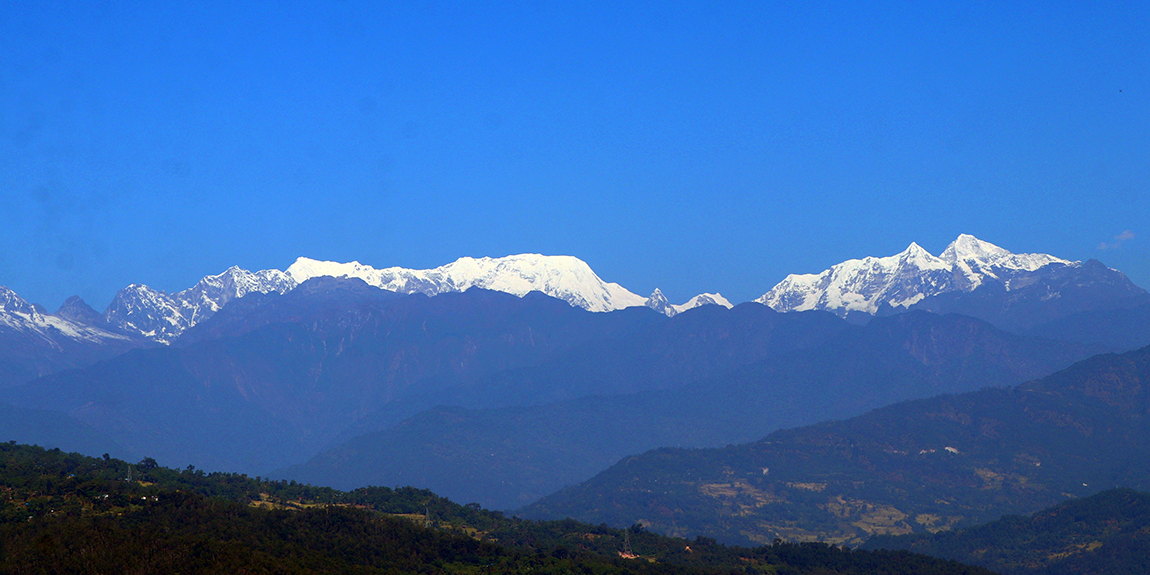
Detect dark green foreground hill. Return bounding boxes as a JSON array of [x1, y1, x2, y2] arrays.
[[0, 442, 989, 575], [865, 488, 1150, 575]]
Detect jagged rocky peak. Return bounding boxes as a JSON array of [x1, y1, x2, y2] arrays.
[[103, 284, 185, 343], [645, 288, 674, 316], [644, 289, 734, 317], [756, 234, 1078, 317], [176, 266, 297, 323], [55, 296, 105, 325], [103, 266, 300, 344], [0, 287, 132, 345], [0, 286, 36, 316]]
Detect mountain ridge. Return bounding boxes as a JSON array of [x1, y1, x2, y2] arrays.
[[757, 234, 1077, 317], [91, 254, 729, 342], [519, 343, 1150, 546], [3, 235, 1140, 346]]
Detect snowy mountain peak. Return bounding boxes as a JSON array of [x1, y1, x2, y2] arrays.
[[756, 235, 1077, 317], [903, 241, 928, 255], [178, 266, 297, 321], [287, 254, 647, 313], [97, 254, 654, 343], [672, 293, 734, 315], [104, 268, 297, 344], [940, 234, 1010, 263], [644, 289, 674, 317], [900, 242, 940, 264], [643, 289, 734, 317], [0, 286, 130, 345], [0, 286, 36, 316], [285, 257, 375, 285]]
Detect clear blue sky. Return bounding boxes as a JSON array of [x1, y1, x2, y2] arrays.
[[2, 1, 1147, 310]]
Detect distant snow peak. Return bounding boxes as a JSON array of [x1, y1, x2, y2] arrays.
[[756, 234, 1076, 317], [0, 286, 36, 316], [673, 293, 733, 314], [287, 254, 647, 314], [180, 266, 297, 321], [940, 234, 1010, 263], [645, 289, 674, 316], [104, 267, 297, 344], [644, 289, 733, 317], [99, 254, 653, 343], [0, 286, 129, 344]]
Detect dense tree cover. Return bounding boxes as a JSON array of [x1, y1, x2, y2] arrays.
[[865, 488, 1150, 575], [0, 442, 991, 574]]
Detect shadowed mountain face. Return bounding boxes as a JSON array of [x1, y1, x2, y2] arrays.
[[519, 345, 1150, 547], [11, 280, 842, 476], [2, 279, 672, 473], [281, 311, 1101, 510], [0, 292, 149, 388], [1022, 299, 1150, 352], [898, 259, 1150, 334]]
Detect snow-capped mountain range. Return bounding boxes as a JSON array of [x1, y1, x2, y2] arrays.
[[643, 288, 733, 317], [104, 267, 297, 343], [0, 287, 131, 346], [756, 234, 1074, 317], [0, 234, 1123, 346], [284, 255, 646, 313], [48, 254, 730, 343]]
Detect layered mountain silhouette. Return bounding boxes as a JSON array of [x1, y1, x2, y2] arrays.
[[520, 344, 1150, 546], [1, 279, 660, 472], [1, 236, 1148, 546], [279, 308, 1097, 509]]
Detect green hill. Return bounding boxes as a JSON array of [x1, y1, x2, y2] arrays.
[[865, 488, 1150, 575], [0, 441, 990, 574]]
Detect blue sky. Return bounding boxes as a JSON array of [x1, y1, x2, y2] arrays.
[[2, 1, 1147, 309]]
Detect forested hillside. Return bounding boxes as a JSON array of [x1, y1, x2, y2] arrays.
[[0, 442, 990, 574], [865, 488, 1150, 575]]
